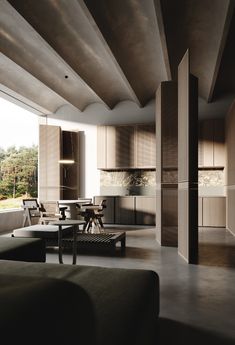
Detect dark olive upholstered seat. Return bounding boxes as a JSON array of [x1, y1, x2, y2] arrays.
[[0, 260, 159, 345], [0, 237, 45, 262]]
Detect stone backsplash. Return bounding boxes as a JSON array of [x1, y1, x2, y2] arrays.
[[100, 169, 224, 195], [198, 169, 224, 186], [100, 170, 156, 196]]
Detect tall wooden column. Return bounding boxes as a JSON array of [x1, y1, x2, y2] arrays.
[[39, 124, 62, 200], [156, 81, 178, 246], [178, 50, 198, 264]]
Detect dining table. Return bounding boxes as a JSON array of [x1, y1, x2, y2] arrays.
[[58, 198, 92, 219]]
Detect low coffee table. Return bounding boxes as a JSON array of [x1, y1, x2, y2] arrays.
[[50, 220, 85, 265], [63, 231, 126, 255]]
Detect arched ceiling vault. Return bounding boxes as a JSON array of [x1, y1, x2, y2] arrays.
[[0, 0, 234, 117]]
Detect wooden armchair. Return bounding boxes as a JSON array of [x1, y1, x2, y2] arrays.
[[39, 200, 67, 225], [21, 198, 42, 227]]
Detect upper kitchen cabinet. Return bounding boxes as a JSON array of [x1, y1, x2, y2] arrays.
[[198, 119, 225, 168], [107, 125, 135, 169], [136, 124, 156, 168], [97, 124, 156, 169], [213, 119, 225, 167], [97, 126, 107, 169]]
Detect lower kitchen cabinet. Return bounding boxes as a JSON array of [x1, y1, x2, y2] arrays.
[[202, 197, 226, 227], [115, 197, 135, 225], [135, 197, 156, 225], [198, 197, 203, 227], [198, 196, 226, 227], [94, 196, 156, 225]]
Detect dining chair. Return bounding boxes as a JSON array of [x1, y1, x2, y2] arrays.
[[21, 198, 41, 227]]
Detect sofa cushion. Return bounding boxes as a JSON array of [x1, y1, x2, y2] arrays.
[[0, 237, 46, 262], [0, 273, 95, 345], [0, 260, 159, 345]]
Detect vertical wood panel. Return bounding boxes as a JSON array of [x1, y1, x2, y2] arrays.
[[135, 196, 156, 225], [115, 196, 135, 224], [39, 124, 61, 200], [198, 197, 203, 227], [106, 126, 116, 169], [178, 52, 189, 184], [201, 120, 214, 167], [227, 187, 235, 235], [107, 126, 135, 169], [97, 126, 106, 169], [214, 119, 225, 167], [62, 131, 79, 199], [115, 126, 135, 168], [226, 101, 235, 235], [136, 124, 156, 167], [178, 50, 198, 264], [202, 197, 226, 227], [155, 81, 178, 246]]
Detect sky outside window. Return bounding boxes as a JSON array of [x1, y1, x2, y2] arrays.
[[0, 97, 38, 149]]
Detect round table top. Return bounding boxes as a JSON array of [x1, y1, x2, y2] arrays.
[[58, 200, 80, 205], [50, 220, 85, 226], [58, 199, 92, 205]]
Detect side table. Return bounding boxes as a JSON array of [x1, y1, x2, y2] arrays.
[[50, 220, 85, 265]]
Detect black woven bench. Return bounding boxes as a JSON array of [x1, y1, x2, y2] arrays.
[[63, 232, 126, 255]]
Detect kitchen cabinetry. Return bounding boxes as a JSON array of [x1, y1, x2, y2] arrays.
[[97, 126, 106, 169], [94, 195, 156, 225], [202, 197, 226, 227], [198, 197, 203, 226], [198, 196, 225, 227], [135, 196, 156, 225], [115, 196, 135, 224], [136, 125, 156, 168], [106, 125, 135, 169], [198, 119, 225, 167], [97, 124, 156, 169]]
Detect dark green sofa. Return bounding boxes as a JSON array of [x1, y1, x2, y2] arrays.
[[0, 261, 159, 345], [0, 237, 46, 262], [0, 237, 159, 345]]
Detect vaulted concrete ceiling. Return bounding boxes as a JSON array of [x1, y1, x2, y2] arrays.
[[0, 0, 234, 116]]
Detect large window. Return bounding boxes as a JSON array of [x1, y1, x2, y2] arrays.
[[0, 97, 38, 209]]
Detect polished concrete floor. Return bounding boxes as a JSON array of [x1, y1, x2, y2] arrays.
[[46, 226, 235, 344]]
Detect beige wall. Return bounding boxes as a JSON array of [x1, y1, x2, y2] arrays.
[[0, 209, 23, 234]]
